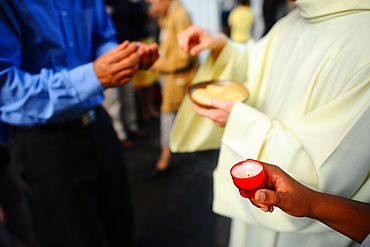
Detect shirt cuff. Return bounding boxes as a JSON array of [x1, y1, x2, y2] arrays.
[[69, 62, 104, 102], [95, 41, 117, 58]]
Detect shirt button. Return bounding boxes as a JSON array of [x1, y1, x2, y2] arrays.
[[69, 41, 74, 47], [62, 11, 68, 17]]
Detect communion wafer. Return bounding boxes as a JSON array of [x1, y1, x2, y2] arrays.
[[191, 88, 212, 106], [204, 84, 224, 98], [223, 89, 245, 101], [192, 84, 247, 106]]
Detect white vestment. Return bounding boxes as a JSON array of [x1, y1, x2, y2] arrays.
[[171, 0, 370, 246]]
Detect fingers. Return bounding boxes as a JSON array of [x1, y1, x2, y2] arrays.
[[113, 51, 140, 71], [256, 190, 281, 207], [177, 27, 191, 52], [96, 41, 158, 88], [111, 41, 140, 62], [249, 189, 279, 213], [94, 44, 141, 88], [177, 25, 206, 56], [211, 98, 234, 112], [191, 102, 217, 119], [108, 52, 140, 86], [189, 43, 208, 57], [178, 25, 227, 58], [112, 66, 139, 85], [191, 102, 208, 116], [191, 100, 231, 127], [137, 43, 159, 70], [248, 163, 314, 217]]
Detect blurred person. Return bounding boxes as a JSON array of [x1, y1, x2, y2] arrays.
[[132, 69, 160, 125], [102, 87, 136, 148], [219, 0, 237, 36], [249, 0, 265, 41], [248, 161, 370, 246], [171, 0, 370, 246], [145, 0, 199, 179], [228, 0, 254, 43], [132, 57, 160, 125], [105, 0, 155, 147], [132, 0, 161, 124], [107, 0, 160, 124], [262, 0, 287, 36], [0, 1, 158, 247]]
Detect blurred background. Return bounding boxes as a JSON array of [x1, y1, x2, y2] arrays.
[[103, 0, 295, 246]]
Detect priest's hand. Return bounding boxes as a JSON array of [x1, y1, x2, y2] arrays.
[[177, 25, 227, 58], [191, 98, 234, 127]]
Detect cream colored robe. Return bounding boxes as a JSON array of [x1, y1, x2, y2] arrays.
[[170, 0, 370, 246]]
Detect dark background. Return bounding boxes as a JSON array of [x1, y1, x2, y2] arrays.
[[124, 118, 231, 247]]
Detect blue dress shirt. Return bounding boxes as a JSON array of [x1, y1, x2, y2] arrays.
[[0, 0, 118, 125]]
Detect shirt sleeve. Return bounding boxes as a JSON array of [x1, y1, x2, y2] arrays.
[[0, 3, 113, 124], [92, 0, 119, 58], [0, 22, 103, 123], [0, 65, 104, 124]]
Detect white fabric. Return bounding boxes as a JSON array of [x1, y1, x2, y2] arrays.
[[204, 0, 370, 246], [361, 234, 370, 247]]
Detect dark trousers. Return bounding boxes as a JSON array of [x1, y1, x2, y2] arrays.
[[8, 106, 133, 247]]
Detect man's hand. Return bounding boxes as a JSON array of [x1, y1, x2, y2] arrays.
[[94, 41, 159, 88], [94, 41, 141, 88], [137, 42, 159, 70]]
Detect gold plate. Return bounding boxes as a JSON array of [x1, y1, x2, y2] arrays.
[[188, 80, 249, 108]]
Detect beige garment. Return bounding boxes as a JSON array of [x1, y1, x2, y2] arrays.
[[171, 0, 370, 246], [152, 0, 199, 112]]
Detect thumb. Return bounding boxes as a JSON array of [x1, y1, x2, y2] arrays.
[[190, 43, 208, 56], [255, 189, 281, 207]]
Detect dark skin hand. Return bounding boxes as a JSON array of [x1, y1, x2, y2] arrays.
[[94, 41, 159, 88], [248, 162, 370, 244]]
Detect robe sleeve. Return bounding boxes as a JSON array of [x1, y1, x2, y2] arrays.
[[169, 41, 249, 152], [213, 63, 370, 233]]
